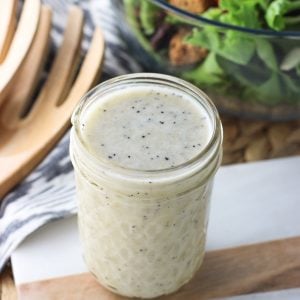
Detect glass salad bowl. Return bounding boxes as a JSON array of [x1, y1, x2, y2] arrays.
[[112, 0, 300, 120]]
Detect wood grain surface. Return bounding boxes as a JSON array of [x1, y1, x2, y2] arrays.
[[4, 236, 300, 300], [0, 268, 17, 300]]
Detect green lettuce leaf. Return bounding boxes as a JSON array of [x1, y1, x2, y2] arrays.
[[124, 0, 160, 58], [220, 0, 269, 29], [255, 38, 278, 71], [186, 28, 255, 65], [280, 47, 300, 71], [182, 53, 227, 86], [266, 0, 300, 30], [140, 0, 161, 35]]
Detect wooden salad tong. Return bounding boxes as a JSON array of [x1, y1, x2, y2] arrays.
[[0, 3, 105, 199], [0, 0, 41, 105]]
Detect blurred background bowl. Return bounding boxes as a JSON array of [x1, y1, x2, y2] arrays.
[[112, 0, 300, 120]]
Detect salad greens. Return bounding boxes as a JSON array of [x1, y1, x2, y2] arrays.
[[122, 0, 300, 112], [185, 28, 256, 65], [266, 0, 300, 30], [218, 0, 268, 29], [139, 1, 161, 34], [183, 52, 227, 86]]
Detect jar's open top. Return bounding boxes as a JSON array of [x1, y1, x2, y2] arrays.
[[71, 73, 222, 185]]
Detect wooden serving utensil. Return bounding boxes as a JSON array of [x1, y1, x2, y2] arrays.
[[0, 5, 105, 199], [0, 0, 17, 63], [0, 0, 41, 106]]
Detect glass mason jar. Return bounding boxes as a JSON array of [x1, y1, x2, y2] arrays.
[[70, 73, 223, 298]]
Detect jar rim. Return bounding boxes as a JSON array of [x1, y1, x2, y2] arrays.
[[71, 73, 222, 183]]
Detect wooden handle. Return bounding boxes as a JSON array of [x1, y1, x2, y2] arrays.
[[29, 5, 84, 118], [0, 0, 17, 63], [0, 0, 41, 106], [0, 6, 52, 129], [59, 27, 104, 114]]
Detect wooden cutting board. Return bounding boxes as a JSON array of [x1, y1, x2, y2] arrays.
[[16, 236, 300, 300]]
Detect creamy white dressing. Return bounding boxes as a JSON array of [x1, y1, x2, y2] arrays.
[[80, 85, 212, 170]]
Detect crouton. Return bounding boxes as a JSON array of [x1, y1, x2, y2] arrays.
[[169, 0, 213, 14], [168, 29, 208, 66]]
